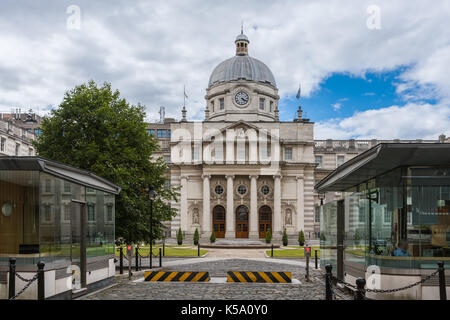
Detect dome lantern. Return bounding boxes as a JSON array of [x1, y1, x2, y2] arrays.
[[235, 28, 249, 56]]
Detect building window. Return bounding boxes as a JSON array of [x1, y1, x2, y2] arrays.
[[259, 98, 265, 110], [163, 155, 171, 163], [64, 182, 71, 193], [87, 204, 96, 222], [45, 179, 51, 193], [337, 155, 345, 167], [28, 148, 33, 156], [219, 98, 224, 110], [261, 185, 270, 195], [315, 206, 320, 222], [44, 205, 51, 221], [15, 143, 20, 156], [211, 101, 214, 112], [315, 156, 323, 168], [0, 137, 5, 151], [106, 205, 113, 222], [215, 185, 224, 195], [157, 129, 167, 138], [384, 209, 391, 223], [284, 147, 292, 160], [237, 185, 247, 195], [270, 101, 273, 112], [147, 129, 155, 136], [168, 129, 171, 138], [86, 187, 95, 193], [34, 129, 42, 136], [64, 205, 71, 221]]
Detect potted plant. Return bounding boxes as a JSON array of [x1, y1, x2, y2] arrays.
[[193, 228, 199, 245], [282, 228, 288, 246], [298, 230, 305, 246], [210, 230, 216, 243], [265, 227, 272, 244], [177, 227, 183, 245]]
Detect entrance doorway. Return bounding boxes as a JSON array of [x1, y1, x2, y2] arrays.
[[259, 205, 272, 238], [236, 205, 249, 238], [212, 205, 226, 238]]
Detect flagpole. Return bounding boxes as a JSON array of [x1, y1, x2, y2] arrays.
[[184, 85, 186, 108]]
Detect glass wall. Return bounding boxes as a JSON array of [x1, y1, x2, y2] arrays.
[[0, 170, 39, 266], [320, 201, 337, 274], [85, 188, 115, 257]]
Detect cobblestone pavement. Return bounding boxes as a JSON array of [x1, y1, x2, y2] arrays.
[[83, 257, 346, 300]]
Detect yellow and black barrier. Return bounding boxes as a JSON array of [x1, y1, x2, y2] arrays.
[[144, 271, 210, 282], [227, 271, 292, 283]]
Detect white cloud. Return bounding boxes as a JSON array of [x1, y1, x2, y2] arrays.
[[332, 103, 342, 111], [0, 0, 448, 137]]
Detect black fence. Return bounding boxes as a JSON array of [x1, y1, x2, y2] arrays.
[[8, 258, 45, 300]]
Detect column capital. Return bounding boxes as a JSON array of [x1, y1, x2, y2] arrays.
[[201, 174, 211, 179], [181, 175, 189, 180], [273, 174, 282, 180], [249, 175, 259, 180], [225, 175, 235, 180], [296, 175, 304, 180]]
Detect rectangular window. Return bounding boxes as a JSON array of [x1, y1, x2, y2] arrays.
[[315, 206, 320, 222], [86, 187, 95, 193], [147, 129, 155, 136], [219, 98, 224, 110], [163, 155, 171, 163], [106, 205, 113, 222], [64, 182, 71, 193], [87, 204, 96, 222], [259, 98, 265, 110], [270, 101, 273, 112], [34, 129, 42, 136], [64, 205, 71, 221], [337, 155, 345, 167], [45, 179, 51, 193], [28, 148, 33, 156], [168, 129, 171, 138], [157, 129, 167, 138], [15, 143, 20, 156], [0, 137, 5, 151], [211, 101, 214, 112], [284, 147, 292, 160], [384, 209, 391, 223], [315, 156, 323, 168]]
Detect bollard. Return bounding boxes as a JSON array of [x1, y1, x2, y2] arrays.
[[315, 250, 318, 269], [8, 258, 16, 299], [271, 244, 273, 257], [135, 246, 139, 272], [325, 264, 333, 300], [119, 247, 124, 274], [355, 278, 366, 300], [37, 261, 45, 300], [438, 261, 447, 300], [305, 255, 310, 282], [159, 248, 162, 267], [198, 243, 200, 257], [163, 241, 165, 256]]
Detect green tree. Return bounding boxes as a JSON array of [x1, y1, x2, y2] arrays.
[[193, 228, 199, 245], [210, 230, 216, 243], [298, 230, 305, 246], [282, 228, 288, 246], [265, 227, 272, 244], [33, 80, 179, 244], [177, 227, 183, 245]]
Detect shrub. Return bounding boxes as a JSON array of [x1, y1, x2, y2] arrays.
[[177, 227, 183, 245], [210, 230, 216, 243], [298, 230, 305, 246], [265, 227, 272, 243], [193, 228, 199, 245], [282, 228, 288, 246]]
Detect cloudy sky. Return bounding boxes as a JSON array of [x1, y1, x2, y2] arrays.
[[1, 0, 449, 140]]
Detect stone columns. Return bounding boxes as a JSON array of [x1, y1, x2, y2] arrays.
[[296, 176, 305, 233], [273, 174, 282, 239], [225, 175, 235, 238], [249, 175, 259, 239], [202, 174, 211, 236], [180, 175, 188, 232]]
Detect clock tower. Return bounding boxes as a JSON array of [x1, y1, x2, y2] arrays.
[[204, 31, 279, 122]]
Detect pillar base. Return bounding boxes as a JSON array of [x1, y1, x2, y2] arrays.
[[248, 232, 259, 240], [225, 231, 236, 239]]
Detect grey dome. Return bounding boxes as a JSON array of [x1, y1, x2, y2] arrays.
[[235, 33, 249, 42], [208, 55, 277, 88]]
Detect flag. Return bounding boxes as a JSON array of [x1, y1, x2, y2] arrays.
[[296, 84, 301, 99]]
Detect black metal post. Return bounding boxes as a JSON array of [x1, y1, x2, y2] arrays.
[[159, 248, 162, 267], [305, 255, 310, 282], [163, 240, 165, 256], [150, 198, 153, 269], [135, 246, 139, 272], [315, 250, 318, 269], [355, 278, 366, 300], [325, 264, 332, 300], [8, 258, 16, 299], [198, 243, 200, 257], [37, 261, 45, 300], [271, 244, 273, 257], [438, 261, 447, 300], [119, 247, 123, 274]]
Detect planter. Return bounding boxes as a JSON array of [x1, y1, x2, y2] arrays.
[[177, 240, 183, 245], [299, 242, 305, 246], [283, 241, 288, 246]]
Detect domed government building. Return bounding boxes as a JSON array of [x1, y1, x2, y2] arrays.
[[146, 31, 449, 243]]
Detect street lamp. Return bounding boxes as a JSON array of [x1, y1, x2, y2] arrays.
[[146, 185, 157, 269], [318, 193, 325, 206]]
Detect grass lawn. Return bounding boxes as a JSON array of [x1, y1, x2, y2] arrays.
[[266, 247, 320, 258], [115, 245, 207, 257]]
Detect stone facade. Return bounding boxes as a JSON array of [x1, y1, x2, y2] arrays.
[[0, 116, 37, 157]]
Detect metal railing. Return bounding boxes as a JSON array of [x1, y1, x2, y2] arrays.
[[8, 258, 45, 300], [324, 262, 447, 300]]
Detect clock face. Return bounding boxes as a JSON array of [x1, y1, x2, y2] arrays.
[[2, 203, 12, 217], [234, 91, 249, 106]]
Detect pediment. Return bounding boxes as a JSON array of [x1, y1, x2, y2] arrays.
[[204, 120, 279, 141]]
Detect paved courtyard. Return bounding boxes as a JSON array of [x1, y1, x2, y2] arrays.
[[81, 249, 346, 300]]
